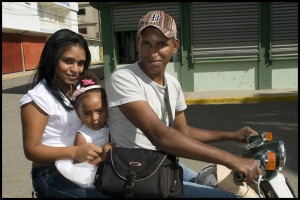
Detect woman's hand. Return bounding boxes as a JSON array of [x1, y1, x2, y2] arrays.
[[74, 143, 102, 163]]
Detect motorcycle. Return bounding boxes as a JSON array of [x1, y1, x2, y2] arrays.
[[195, 132, 296, 198]]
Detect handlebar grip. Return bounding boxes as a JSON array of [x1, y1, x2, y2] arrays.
[[234, 172, 245, 182]]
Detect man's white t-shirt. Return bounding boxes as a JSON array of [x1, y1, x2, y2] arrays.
[[106, 62, 187, 150]]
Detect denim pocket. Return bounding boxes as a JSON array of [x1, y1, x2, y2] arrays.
[[32, 165, 58, 184]]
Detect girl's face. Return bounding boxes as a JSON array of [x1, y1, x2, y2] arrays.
[[57, 45, 86, 89], [76, 92, 107, 131]]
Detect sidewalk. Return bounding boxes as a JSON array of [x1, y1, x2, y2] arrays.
[[184, 89, 298, 105], [2, 69, 298, 105]]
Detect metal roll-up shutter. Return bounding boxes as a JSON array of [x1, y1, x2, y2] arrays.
[[271, 2, 298, 58], [112, 3, 180, 31], [191, 2, 259, 61]]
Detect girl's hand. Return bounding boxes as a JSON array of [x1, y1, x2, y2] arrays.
[[100, 142, 116, 161], [90, 142, 116, 166]]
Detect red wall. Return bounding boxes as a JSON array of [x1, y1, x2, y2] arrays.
[[23, 35, 46, 70], [2, 33, 46, 74], [2, 33, 23, 74]]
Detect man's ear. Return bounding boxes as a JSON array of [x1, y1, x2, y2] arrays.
[[173, 39, 180, 54]]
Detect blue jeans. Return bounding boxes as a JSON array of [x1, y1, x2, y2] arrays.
[[31, 164, 110, 198], [180, 162, 239, 198]]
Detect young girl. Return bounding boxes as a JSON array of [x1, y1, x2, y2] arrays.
[[20, 29, 110, 198], [55, 71, 114, 189]]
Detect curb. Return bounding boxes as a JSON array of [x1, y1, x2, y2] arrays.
[[185, 95, 298, 105]]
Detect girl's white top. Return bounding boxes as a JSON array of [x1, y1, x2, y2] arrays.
[[55, 125, 110, 189]]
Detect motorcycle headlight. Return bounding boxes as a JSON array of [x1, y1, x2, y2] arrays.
[[261, 140, 286, 171]]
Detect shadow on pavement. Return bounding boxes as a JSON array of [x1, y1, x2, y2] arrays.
[[185, 101, 298, 197]]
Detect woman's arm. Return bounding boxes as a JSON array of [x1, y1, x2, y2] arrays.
[[21, 101, 102, 164]]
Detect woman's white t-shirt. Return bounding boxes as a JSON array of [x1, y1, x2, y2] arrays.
[[20, 80, 82, 147]]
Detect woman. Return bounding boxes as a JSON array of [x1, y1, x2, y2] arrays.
[[20, 29, 109, 198]]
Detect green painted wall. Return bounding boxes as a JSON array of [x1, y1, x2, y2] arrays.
[[193, 61, 257, 91], [272, 60, 298, 89]]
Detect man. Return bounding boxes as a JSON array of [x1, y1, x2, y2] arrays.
[[106, 10, 260, 197]]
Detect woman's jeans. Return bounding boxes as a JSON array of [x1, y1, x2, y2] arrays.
[[32, 163, 238, 198], [31, 164, 110, 198]]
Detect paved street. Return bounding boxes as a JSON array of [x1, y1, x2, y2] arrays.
[[2, 66, 298, 197]]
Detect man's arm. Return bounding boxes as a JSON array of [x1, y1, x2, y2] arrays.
[[118, 100, 260, 182]]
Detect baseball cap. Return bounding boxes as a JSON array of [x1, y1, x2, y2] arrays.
[[137, 10, 177, 39]]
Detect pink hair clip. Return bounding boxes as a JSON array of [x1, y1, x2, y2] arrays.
[[82, 79, 95, 86], [70, 85, 101, 101]]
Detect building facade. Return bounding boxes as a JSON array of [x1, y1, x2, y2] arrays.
[[91, 2, 298, 92], [78, 2, 103, 64], [2, 2, 102, 75], [2, 2, 79, 74]]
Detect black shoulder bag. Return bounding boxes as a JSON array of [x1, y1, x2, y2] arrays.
[[94, 86, 183, 198]]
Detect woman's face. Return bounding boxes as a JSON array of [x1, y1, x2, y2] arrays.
[[76, 92, 107, 131], [57, 45, 86, 88]]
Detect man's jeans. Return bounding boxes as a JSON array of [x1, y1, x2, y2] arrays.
[[180, 162, 239, 198]]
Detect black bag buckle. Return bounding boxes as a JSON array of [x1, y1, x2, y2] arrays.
[[124, 171, 136, 198]]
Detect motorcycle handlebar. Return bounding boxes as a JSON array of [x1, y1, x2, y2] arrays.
[[234, 172, 245, 182]]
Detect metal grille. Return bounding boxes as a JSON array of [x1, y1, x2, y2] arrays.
[[271, 2, 298, 57], [191, 2, 259, 60], [112, 3, 180, 31]]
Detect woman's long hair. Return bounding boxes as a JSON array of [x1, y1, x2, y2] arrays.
[[32, 29, 91, 111]]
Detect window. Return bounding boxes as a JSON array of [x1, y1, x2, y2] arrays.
[[79, 28, 87, 34], [115, 31, 138, 64], [78, 8, 86, 15]]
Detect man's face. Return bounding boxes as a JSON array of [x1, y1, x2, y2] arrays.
[[138, 27, 179, 79]]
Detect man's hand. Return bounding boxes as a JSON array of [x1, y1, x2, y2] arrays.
[[234, 126, 258, 143]]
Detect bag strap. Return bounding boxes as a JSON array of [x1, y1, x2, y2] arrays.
[[164, 85, 178, 157], [164, 85, 180, 159], [164, 86, 174, 128]]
